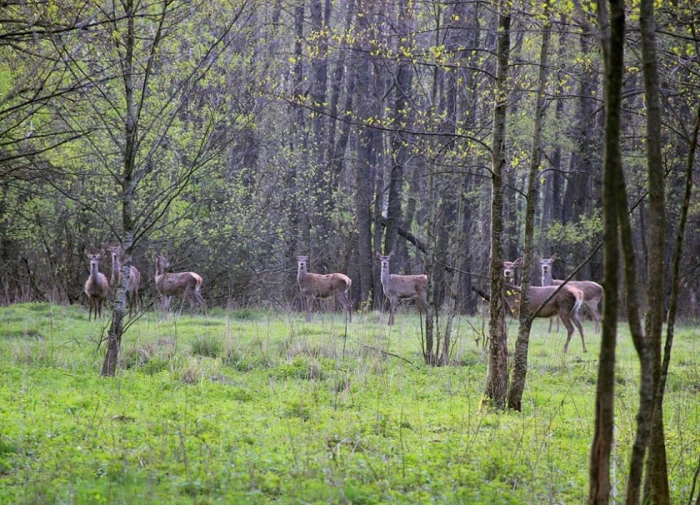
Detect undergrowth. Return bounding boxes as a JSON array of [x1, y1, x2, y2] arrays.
[[0, 302, 698, 504]]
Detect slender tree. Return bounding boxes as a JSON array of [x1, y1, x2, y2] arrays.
[[484, 3, 511, 409], [589, 0, 624, 500]]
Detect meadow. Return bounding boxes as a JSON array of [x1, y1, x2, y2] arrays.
[[0, 303, 699, 504]]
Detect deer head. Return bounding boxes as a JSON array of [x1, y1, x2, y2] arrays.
[[503, 258, 522, 282], [539, 253, 558, 277]]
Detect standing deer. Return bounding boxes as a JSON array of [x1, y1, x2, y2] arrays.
[[109, 246, 142, 315], [539, 254, 603, 334], [155, 254, 206, 317], [377, 252, 428, 326], [503, 283, 587, 353], [296, 256, 352, 323], [84, 253, 109, 321]]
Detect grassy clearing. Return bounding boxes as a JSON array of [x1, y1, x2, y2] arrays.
[[0, 303, 698, 503]]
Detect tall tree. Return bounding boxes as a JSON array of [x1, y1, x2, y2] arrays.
[[508, 9, 551, 411], [639, 0, 670, 501], [353, 0, 375, 306], [589, 0, 624, 500], [483, 4, 511, 409]]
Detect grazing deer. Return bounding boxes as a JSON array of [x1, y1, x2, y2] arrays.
[[155, 254, 206, 317], [84, 253, 109, 321], [377, 252, 428, 326], [503, 283, 587, 353], [296, 255, 352, 323], [539, 254, 603, 334], [109, 246, 142, 315]]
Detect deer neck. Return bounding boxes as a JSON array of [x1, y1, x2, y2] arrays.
[[380, 267, 390, 287], [541, 269, 554, 286], [297, 266, 307, 283], [111, 256, 121, 282]]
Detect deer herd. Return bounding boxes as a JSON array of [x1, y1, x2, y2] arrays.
[[83, 248, 602, 352]]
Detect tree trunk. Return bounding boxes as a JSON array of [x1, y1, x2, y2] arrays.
[[508, 12, 551, 411], [483, 7, 511, 410], [384, 0, 413, 262], [102, 0, 137, 377], [588, 0, 624, 500], [639, 0, 669, 501], [354, 0, 374, 306]]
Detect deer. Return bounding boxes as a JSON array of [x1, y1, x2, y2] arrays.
[[155, 254, 207, 317], [109, 246, 142, 315], [539, 254, 603, 334], [503, 283, 587, 353], [377, 252, 428, 326], [296, 255, 352, 323], [84, 253, 109, 321], [503, 258, 522, 283]]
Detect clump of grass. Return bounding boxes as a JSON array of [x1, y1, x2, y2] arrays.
[[12, 343, 50, 366], [190, 335, 223, 358], [121, 344, 154, 369], [230, 308, 259, 321], [181, 364, 201, 384]]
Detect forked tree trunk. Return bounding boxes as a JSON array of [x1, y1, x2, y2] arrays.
[[508, 10, 551, 411], [588, 0, 624, 500], [483, 6, 510, 409]]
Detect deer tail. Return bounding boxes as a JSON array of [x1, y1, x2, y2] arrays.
[[573, 290, 584, 316]]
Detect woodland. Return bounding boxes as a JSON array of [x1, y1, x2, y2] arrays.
[[1, 0, 700, 503]]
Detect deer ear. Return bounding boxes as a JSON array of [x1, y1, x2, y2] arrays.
[[514, 257, 522, 266], [388, 251, 394, 258], [551, 253, 559, 261], [376, 251, 381, 258]]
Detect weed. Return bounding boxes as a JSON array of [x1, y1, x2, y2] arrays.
[[190, 335, 223, 358]]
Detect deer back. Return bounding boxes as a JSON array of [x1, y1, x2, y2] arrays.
[[156, 271, 201, 296], [298, 271, 349, 298], [384, 274, 427, 299], [552, 279, 602, 299]]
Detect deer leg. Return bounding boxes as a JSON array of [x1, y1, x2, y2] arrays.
[[560, 312, 575, 353], [194, 291, 207, 316], [306, 296, 313, 322], [88, 299, 93, 321], [388, 299, 395, 326], [345, 292, 352, 323], [571, 312, 587, 353], [588, 301, 601, 334]]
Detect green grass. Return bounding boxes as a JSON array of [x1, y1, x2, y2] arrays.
[[0, 303, 698, 503]]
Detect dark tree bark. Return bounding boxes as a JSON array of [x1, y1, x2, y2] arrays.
[[541, 17, 566, 243], [353, 0, 374, 306], [483, 6, 511, 409], [508, 12, 551, 411], [326, 0, 355, 201], [384, 0, 413, 263], [639, 0, 670, 501], [588, 0, 624, 500]]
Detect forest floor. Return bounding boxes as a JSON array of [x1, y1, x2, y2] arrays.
[[0, 303, 699, 504]]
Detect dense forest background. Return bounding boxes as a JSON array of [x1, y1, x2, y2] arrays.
[[1, 0, 699, 317]]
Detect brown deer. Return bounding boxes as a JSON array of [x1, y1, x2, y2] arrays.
[[539, 254, 603, 334], [377, 252, 428, 326], [503, 283, 587, 353], [155, 254, 206, 316], [84, 253, 109, 321], [503, 258, 522, 283], [296, 255, 352, 323], [109, 246, 142, 315]]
